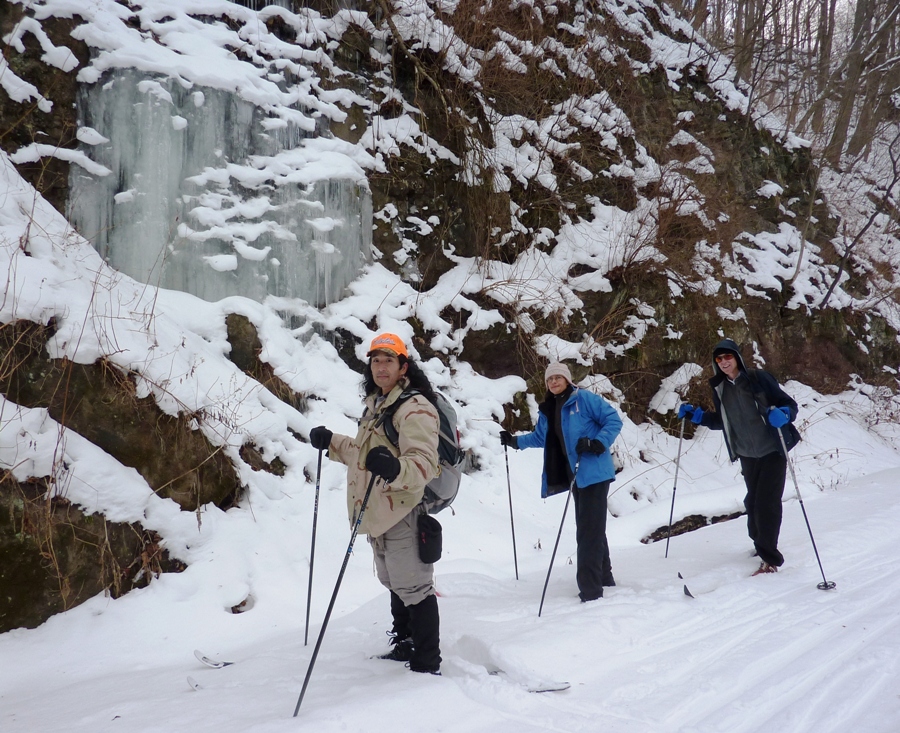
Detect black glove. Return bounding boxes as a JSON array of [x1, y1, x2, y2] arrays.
[[309, 426, 333, 451], [365, 446, 401, 482], [500, 430, 518, 450], [576, 437, 606, 455]]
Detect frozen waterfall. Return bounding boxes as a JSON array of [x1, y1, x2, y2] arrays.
[[68, 69, 371, 307]]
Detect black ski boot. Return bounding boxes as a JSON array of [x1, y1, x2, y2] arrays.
[[407, 593, 441, 675], [379, 591, 414, 662], [379, 635, 414, 662], [602, 557, 615, 587]]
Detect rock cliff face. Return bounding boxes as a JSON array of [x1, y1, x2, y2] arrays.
[[0, 8, 85, 214], [1, 0, 898, 629], [0, 317, 292, 631], [0, 472, 184, 633]]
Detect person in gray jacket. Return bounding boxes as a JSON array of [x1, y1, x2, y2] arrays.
[[679, 339, 800, 575]]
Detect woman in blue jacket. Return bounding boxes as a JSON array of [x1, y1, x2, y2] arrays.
[[501, 362, 623, 602]]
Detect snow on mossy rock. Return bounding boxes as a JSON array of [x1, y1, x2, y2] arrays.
[[2, 0, 899, 393], [0, 320, 242, 511], [0, 475, 185, 633]]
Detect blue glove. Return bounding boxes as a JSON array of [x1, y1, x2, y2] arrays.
[[677, 404, 695, 420], [768, 406, 791, 428], [690, 406, 705, 425]]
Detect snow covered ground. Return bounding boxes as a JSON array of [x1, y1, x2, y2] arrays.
[[2, 416, 900, 733]]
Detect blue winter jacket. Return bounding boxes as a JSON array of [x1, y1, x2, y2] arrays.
[[517, 387, 623, 497]]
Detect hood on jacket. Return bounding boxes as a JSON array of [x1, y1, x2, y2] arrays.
[[711, 338, 749, 379]]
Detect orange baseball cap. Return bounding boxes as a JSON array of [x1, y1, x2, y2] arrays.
[[367, 332, 408, 358]]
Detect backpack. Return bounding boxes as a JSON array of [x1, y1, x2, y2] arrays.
[[376, 390, 464, 514]]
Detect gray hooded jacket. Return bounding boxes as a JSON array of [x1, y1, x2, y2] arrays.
[[696, 339, 800, 462]]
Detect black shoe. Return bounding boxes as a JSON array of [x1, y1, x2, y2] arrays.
[[408, 663, 441, 675], [579, 591, 602, 603], [378, 637, 414, 662], [602, 575, 616, 587]]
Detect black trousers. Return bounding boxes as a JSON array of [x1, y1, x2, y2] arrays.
[[572, 480, 613, 601], [739, 452, 787, 567]]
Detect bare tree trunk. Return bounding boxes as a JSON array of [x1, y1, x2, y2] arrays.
[[734, 0, 749, 82], [846, 0, 900, 159], [824, 0, 873, 167], [811, 0, 837, 134], [845, 70, 882, 161], [735, 0, 775, 85], [692, 0, 711, 30]]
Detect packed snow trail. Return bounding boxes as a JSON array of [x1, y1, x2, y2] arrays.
[[3, 470, 900, 732], [500, 469, 900, 733]]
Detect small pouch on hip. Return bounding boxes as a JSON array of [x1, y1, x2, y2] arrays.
[[417, 513, 442, 564]]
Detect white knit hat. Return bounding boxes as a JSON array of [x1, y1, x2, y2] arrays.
[[544, 362, 572, 385]]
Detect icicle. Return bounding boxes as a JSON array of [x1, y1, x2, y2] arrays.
[[68, 69, 371, 307]]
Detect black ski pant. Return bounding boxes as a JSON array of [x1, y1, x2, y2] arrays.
[[572, 480, 613, 601], [389, 590, 411, 640], [739, 451, 787, 567], [408, 593, 441, 672]]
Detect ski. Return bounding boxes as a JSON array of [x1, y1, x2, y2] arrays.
[[488, 669, 570, 693], [187, 676, 202, 691], [194, 649, 234, 669], [678, 572, 694, 598]]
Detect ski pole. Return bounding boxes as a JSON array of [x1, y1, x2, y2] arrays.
[[538, 459, 580, 618], [664, 418, 686, 559], [504, 444, 519, 580], [777, 428, 836, 591], [304, 448, 323, 646], [293, 473, 378, 716]]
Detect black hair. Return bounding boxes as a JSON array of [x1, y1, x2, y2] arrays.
[[362, 354, 437, 403]]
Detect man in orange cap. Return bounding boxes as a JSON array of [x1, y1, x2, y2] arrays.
[[309, 333, 443, 673], [367, 332, 408, 358]]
